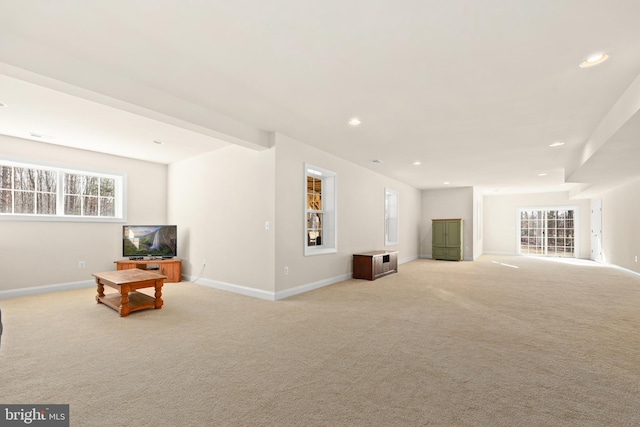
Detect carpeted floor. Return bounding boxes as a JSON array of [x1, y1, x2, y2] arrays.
[[1, 255, 639, 426]]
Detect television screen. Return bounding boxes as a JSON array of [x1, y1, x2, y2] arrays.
[[123, 225, 177, 258]]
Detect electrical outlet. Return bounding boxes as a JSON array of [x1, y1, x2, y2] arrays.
[[203, 259, 207, 266], [78, 261, 86, 269], [284, 266, 289, 275]]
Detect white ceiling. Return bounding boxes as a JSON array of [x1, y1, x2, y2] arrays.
[[1, 0, 640, 196]]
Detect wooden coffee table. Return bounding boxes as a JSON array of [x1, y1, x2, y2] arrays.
[[93, 269, 167, 317]]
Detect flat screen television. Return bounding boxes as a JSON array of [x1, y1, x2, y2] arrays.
[[123, 225, 177, 259]]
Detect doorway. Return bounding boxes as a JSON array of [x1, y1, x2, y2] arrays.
[[518, 208, 577, 257]]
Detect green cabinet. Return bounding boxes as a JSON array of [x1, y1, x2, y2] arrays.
[[432, 218, 464, 261]]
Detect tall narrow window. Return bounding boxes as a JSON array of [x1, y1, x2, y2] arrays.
[[305, 164, 337, 255], [385, 188, 399, 246], [307, 174, 323, 246], [519, 208, 576, 257]]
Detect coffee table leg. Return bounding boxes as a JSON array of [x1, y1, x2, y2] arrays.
[[154, 281, 164, 309], [119, 285, 130, 317], [96, 279, 105, 303]]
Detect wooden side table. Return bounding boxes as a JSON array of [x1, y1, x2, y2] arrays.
[[93, 269, 167, 317]]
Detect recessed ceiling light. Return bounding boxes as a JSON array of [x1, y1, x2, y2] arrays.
[[443, 181, 450, 185], [549, 142, 565, 148], [537, 173, 548, 177], [580, 53, 609, 68], [153, 140, 164, 145], [0, 102, 6, 107], [371, 159, 383, 164], [348, 118, 361, 126], [29, 132, 54, 140], [412, 161, 422, 166]]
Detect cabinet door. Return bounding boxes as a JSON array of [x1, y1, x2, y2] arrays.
[[160, 262, 180, 282], [160, 264, 172, 281], [373, 256, 384, 276], [432, 247, 447, 260], [388, 252, 398, 271], [445, 220, 461, 248], [432, 220, 447, 246], [446, 247, 462, 259]]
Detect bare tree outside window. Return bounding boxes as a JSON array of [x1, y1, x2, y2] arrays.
[[0, 165, 58, 215], [1, 161, 121, 220], [0, 165, 13, 213], [64, 173, 83, 215], [520, 208, 576, 257], [64, 173, 116, 217]]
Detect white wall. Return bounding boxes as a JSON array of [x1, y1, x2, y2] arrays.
[[420, 187, 474, 260], [0, 135, 167, 293], [483, 191, 591, 258], [168, 144, 276, 294], [168, 134, 421, 299], [600, 178, 640, 273], [273, 133, 421, 295], [473, 186, 484, 259]]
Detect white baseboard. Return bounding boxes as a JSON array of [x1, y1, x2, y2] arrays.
[[0, 280, 95, 299], [190, 273, 353, 301], [274, 273, 352, 301], [399, 255, 419, 264], [604, 263, 640, 279], [419, 254, 475, 261], [188, 276, 277, 301], [276, 255, 419, 300], [16, 252, 590, 302]]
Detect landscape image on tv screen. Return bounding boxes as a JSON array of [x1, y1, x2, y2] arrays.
[[123, 225, 177, 258]]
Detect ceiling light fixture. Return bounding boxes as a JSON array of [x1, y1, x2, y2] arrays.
[[580, 53, 609, 68], [153, 140, 164, 145], [537, 173, 548, 177], [549, 142, 565, 148], [29, 132, 54, 140], [371, 159, 383, 164], [348, 118, 361, 126], [443, 181, 450, 185], [412, 161, 422, 166]]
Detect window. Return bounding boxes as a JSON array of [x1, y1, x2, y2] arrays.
[[0, 160, 125, 221], [305, 164, 336, 255], [384, 188, 399, 246], [518, 208, 577, 257]]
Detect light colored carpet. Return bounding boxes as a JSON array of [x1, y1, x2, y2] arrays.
[[1, 255, 639, 426]]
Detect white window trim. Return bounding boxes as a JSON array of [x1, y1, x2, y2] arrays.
[[516, 206, 579, 258], [384, 187, 399, 246], [0, 159, 127, 223], [304, 163, 337, 256]]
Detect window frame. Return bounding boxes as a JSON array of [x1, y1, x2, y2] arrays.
[[0, 159, 127, 222], [516, 206, 579, 258], [304, 163, 337, 256], [384, 187, 399, 246]]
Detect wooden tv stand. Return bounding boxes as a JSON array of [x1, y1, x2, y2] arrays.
[[115, 258, 182, 283]]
